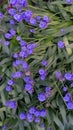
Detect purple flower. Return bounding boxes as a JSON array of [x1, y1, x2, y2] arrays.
[[29, 43, 37, 49], [2, 125, 7, 130], [42, 60, 48, 66], [21, 46, 27, 50], [34, 110, 40, 117], [58, 41, 65, 48], [13, 62, 17, 67], [19, 50, 28, 58], [9, 29, 16, 36], [20, 40, 27, 46], [27, 49, 33, 55], [40, 109, 47, 117], [67, 102, 73, 109], [16, 5, 22, 12], [16, 36, 22, 41], [36, 16, 41, 21], [14, 14, 22, 22], [7, 79, 14, 86], [13, 53, 19, 59], [19, 112, 26, 120], [24, 76, 34, 84], [32, 43, 37, 48], [63, 93, 71, 102], [8, 8, 16, 16], [16, 60, 22, 65], [66, 0, 72, 4], [22, 10, 33, 22], [30, 18, 36, 25], [13, 62, 18, 67], [14, 60, 22, 66], [27, 88, 34, 94], [63, 96, 70, 102], [34, 117, 40, 123], [5, 100, 10, 107], [24, 10, 33, 20], [39, 21, 48, 29], [12, 71, 22, 78], [25, 83, 33, 91], [39, 69, 46, 75], [30, 29, 35, 33], [60, 28, 65, 33], [45, 86, 51, 92], [29, 107, 36, 114], [5, 100, 17, 109], [5, 33, 12, 39], [10, 19, 15, 25], [40, 75, 46, 80], [10, 0, 18, 6], [43, 16, 50, 23], [27, 113, 34, 122], [64, 73, 72, 81], [4, 41, 10, 46], [0, 12, 3, 19], [19, 0, 28, 7], [9, 101, 17, 109], [63, 86, 68, 92], [24, 76, 30, 82], [5, 85, 12, 92], [71, 74, 73, 80], [39, 68, 47, 80], [38, 93, 46, 102]]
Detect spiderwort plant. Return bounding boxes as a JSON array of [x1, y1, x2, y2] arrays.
[[0, 0, 73, 130]]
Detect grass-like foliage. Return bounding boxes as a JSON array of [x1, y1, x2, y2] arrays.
[[0, 0, 73, 130]]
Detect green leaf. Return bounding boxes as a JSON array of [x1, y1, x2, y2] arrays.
[[0, 58, 11, 66], [58, 98, 67, 123], [53, 114, 64, 130], [0, 91, 6, 105], [64, 123, 69, 130], [55, 26, 73, 37], [24, 92, 30, 104], [18, 119, 24, 130], [0, 107, 6, 112], [0, 83, 6, 92], [63, 36, 72, 56]]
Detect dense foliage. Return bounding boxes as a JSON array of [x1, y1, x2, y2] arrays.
[[0, 0, 73, 130]]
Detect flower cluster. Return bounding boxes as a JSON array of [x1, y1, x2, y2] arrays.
[[55, 71, 73, 110], [1, 0, 73, 129], [5, 100, 17, 109], [19, 107, 47, 123], [56, 71, 73, 110], [0, 0, 51, 127], [7, 0, 50, 29], [39, 68, 47, 80], [24, 76, 34, 94], [38, 86, 52, 102], [63, 72, 73, 109], [63, 92, 73, 110]]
